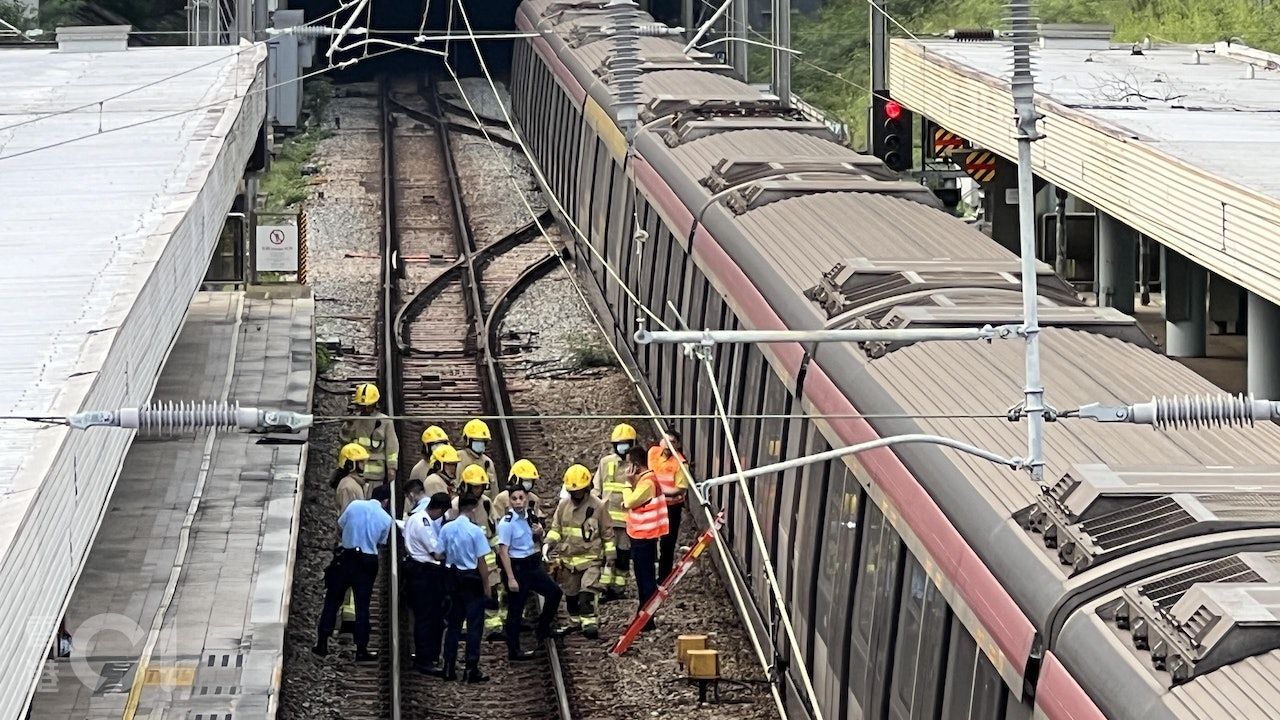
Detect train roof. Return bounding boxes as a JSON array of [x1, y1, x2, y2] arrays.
[[517, 0, 1280, 713]]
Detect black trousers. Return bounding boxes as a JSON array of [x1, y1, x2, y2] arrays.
[[443, 570, 486, 669], [504, 555, 562, 652], [407, 559, 447, 667], [631, 537, 660, 610], [318, 549, 379, 650], [658, 502, 683, 579]]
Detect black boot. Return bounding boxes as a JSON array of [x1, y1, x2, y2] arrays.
[[355, 648, 378, 663], [311, 640, 329, 657], [508, 648, 539, 661], [465, 666, 490, 683], [441, 662, 457, 681]]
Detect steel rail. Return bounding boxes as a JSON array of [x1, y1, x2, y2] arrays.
[[428, 80, 574, 720], [379, 75, 405, 720]]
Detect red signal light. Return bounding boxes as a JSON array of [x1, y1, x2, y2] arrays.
[[884, 99, 902, 120]]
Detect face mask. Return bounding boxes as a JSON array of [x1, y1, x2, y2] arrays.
[[521, 480, 534, 492], [570, 489, 589, 503], [614, 442, 631, 455], [471, 440, 486, 453]]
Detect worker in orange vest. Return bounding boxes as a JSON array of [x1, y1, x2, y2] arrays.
[[647, 431, 688, 579], [622, 447, 668, 632]]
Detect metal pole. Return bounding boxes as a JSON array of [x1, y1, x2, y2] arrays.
[[1008, 0, 1046, 482], [683, 0, 732, 53], [771, 0, 790, 105], [1053, 186, 1068, 278], [635, 325, 1019, 345], [869, 0, 888, 90], [699, 433, 1023, 490], [730, 0, 748, 79]]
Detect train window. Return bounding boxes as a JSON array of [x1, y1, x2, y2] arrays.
[[775, 416, 806, 608], [813, 462, 862, 719], [850, 500, 905, 720], [589, 142, 608, 246], [970, 652, 1008, 720], [792, 430, 830, 678], [941, 621, 979, 719], [755, 373, 788, 560], [664, 242, 688, 422], [889, 555, 949, 720]]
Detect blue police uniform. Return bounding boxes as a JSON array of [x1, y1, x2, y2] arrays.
[[439, 514, 492, 678], [315, 499, 392, 657], [497, 509, 563, 656]]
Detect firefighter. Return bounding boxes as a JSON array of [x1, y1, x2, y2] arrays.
[[492, 459, 540, 520], [456, 418, 497, 499], [648, 431, 688, 579], [622, 446, 668, 632], [332, 443, 372, 513], [546, 464, 613, 639], [452, 464, 505, 640], [417, 444, 460, 498], [331, 442, 371, 633], [340, 383, 400, 491], [408, 425, 451, 482], [593, 423, 635, 601]]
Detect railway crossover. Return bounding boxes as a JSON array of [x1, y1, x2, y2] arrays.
[[380, 73, 572, 720]]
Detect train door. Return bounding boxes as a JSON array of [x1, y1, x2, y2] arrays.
[[849, 501, 905, 719]]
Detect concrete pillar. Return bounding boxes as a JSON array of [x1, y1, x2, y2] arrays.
[[1248, 292, 1280, 398], [1096, 211, 1135, 315], [983, 156, 1020, 253], [1161, 247, 1206, 357]]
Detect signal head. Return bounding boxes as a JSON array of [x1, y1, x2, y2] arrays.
[[884, 99, 903, 120]]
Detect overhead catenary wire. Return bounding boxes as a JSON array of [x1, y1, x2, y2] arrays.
[[439, 4, 789, 716], [443, 4, 819, 716]]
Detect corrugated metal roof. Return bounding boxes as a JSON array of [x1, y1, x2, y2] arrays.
[[899, 40, 1280, 199], [0, 43, 265, 714], [730, 191, 1010, 292], [868, 328, 1280, 516], [890, 38, 1280, 308], [1169, 650, 1280, 719], [666, 128, 859, 179], [640, 69, 761, 100]]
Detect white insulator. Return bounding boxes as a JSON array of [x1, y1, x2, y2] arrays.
[[1127, 394, 1276, 430], [69, 402, 312, 433]]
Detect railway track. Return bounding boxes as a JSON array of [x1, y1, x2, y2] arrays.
[[380, 73, 571, 720]]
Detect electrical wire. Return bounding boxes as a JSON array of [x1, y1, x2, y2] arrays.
[[308, 411, 1011, 422], [444, 4, 811, 715], [0, 43, 409, 163]]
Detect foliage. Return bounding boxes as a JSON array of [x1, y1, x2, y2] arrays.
[[317, 343, 335, 375], [260, 79, 335, 212], [566, 333, 617, 370], [0, 1, 35, 30], [790, 0, 1280, 146]]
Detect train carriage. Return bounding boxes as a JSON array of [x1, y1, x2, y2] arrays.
[[508, 2, 1280, 718]]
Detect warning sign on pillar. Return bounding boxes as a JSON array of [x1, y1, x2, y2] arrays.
[[256, 225, 299, 272], [963, 150, 998, 184]]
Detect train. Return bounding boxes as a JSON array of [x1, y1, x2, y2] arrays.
[[505, 2, 1280, 718]]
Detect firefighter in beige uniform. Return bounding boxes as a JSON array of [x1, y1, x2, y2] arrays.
[[456, 418, 498, 499], [545, 464, 614, 639], [592, 424, 636, 601], [340, 383, 399, 491], [414, 444, 460, 498], [407, 425, 451, 484]]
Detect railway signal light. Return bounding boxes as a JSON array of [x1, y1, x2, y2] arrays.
[[871, 94, 913, 172]]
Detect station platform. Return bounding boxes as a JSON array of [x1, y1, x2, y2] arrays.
[[26, 291, 314, 720]]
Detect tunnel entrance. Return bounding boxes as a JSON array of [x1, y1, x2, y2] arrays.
[[295, 0, 521, 80]]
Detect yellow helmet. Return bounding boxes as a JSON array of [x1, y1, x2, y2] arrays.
[[431, 444, 460, 465], [337, 442, 370, 468], [352, 383, 380, 406], [462, 418, 491, 441], [421, 425, 449, 445], [563, 464, 592, 492], [610, 423, 637, 443], [509, 459, 539, 482], [462, 464, 490, 486]]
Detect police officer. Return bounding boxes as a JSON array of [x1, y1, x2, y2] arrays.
[[313, 493, 393, 661], [439, 493, 493, 682], [452, 465, 505, 640], [496, 485, 563, 660], [402, 482, 451, 676]]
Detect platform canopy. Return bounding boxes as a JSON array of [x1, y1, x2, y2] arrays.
[[890, 37, 1280, 305], [0, 36, 266, 714]]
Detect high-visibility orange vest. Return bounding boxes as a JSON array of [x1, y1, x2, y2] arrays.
[[626, 473, 669, 540], [648, 445, 686, 502]]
